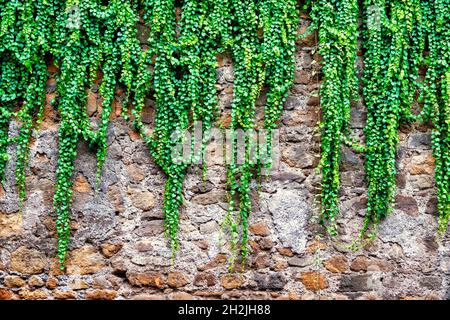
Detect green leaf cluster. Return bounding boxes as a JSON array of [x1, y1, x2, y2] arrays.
[[313, 0, 450, 245]]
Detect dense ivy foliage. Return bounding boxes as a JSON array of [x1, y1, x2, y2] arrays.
[[1, 0, 450, 268], [311, 0, 359, 236], [133, 0, 299, 263], [313, 0, 450, 242], [422, 0, 450, 235], [225, 0, 299, 265]]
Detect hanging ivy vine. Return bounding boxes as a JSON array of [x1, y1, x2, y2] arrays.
[[360, 0, 425, 240], [310, 0, 359, 235], [0, 0, 56, 202], [52, 0, 141, 266], [313, 0, 450, 242], [422, 0, 450, 235], [132, 0, 187, 257]]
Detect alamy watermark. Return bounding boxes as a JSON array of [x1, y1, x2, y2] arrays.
[[367, 5, 382, 31], [66, 5, 80, 29], [169, 121, 280, 172]]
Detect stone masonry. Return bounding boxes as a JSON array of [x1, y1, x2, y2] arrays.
[[0, 12, 449, 300]]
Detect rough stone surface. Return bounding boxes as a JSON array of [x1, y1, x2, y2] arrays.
[[85, 289, 118, 300], [126, 272, 165, 288], [53, 290, 77, 300], [66, 246, 106, 275], [0, 13, 449, 300], [10, 247, 47, 275], [266, 189, 310, 253], [0, 213, 22, 237], [254, 273, 287, 291], [220, 275, 244, 290], [128, 188, 156, 211], [4, 276, 26, 288]]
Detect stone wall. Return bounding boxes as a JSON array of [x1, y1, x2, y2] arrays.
[[1, 13, 449, 300]]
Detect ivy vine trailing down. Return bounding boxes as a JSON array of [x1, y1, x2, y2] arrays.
[[313, 0, 450, 243], [422, 0, 450, 235], [310, 0, 359, 236], [131, 0, 299, 264], [361, 0, 425, 241], [1, 0, 141, 267], [53, 0, 140, 266]]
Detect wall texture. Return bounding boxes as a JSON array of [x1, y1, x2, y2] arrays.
[[1, 13, 449, 300]]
